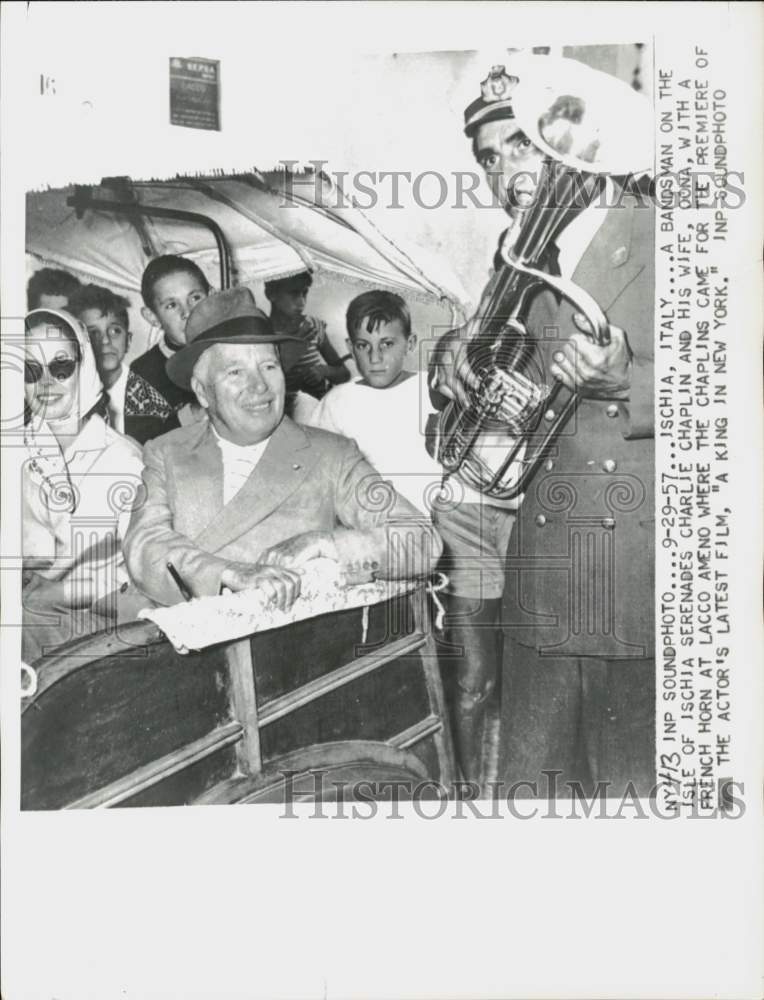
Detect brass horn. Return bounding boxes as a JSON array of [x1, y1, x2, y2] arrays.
[[436, 60, 652, 500]]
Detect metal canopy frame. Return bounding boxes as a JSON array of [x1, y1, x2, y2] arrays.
[[66, 182, 234, 289]]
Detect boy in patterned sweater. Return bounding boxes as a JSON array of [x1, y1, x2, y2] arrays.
[[124, 255, 210, 445]]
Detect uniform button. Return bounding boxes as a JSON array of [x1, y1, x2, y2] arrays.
[[544, 459, 554, 472], [602, 459, 617, 473], [601, 517, 616, 529], [544, 409, 556, 422], [535, 514, 547, 527], [610, 245, 628, 267], [606, 404, 619, 418]]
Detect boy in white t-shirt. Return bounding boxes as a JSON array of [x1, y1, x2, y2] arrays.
[[309, 290, 442, 516], [312, 289, 515, 785]]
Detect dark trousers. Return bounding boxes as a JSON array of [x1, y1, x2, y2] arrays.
[[499, 637, 655, 798]]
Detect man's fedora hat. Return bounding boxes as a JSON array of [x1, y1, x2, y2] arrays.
[[166, 286, 301, 390]]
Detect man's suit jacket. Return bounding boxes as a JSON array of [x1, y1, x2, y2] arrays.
[[502, 194, 655, 658], [125, 416, 440, 607]]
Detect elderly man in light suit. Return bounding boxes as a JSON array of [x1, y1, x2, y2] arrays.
[[125, 287, 441, 608]]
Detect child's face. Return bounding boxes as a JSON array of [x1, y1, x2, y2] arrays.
[[349, 319, 415, 389], [80, 308, 131, 375], [269, 285, 308, 321], [146, 271, 208, 348]]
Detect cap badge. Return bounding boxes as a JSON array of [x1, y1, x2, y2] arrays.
[[480, 65, 519, 104]]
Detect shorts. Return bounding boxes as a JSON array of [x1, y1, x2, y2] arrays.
[[432, 501, 516, 599]]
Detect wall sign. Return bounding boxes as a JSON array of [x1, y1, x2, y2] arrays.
[[169, 57, 220, 131]]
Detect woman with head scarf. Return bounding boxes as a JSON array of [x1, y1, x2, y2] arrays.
[[22, 308, 145, 661]]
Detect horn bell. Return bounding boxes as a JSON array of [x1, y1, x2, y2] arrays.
[[508, 53, 654, 176]]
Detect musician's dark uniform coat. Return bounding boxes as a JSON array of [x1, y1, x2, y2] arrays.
[[499, 192, 656, 794]]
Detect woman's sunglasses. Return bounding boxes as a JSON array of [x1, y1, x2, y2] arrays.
[[24, 358, 79, 385]]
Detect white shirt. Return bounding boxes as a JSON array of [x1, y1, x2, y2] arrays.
[[212, 426, 269, 505], [105, 365, 129, 434], [309, 372, 442, 516]]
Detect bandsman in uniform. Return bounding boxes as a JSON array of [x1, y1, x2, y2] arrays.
[[431, 54, 655, 797]]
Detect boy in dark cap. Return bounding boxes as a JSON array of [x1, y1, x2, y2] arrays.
[[264, 271, 350, 417]]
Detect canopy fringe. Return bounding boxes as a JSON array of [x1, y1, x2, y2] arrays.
[[25, 164, 327, 196]]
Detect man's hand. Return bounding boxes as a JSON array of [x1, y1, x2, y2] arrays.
[[219, 562, 302, 611], [176, 402, 206, 427], [430, 327, 477, 409], [258, 531, 339, 572], [550, 315, 632, 399]]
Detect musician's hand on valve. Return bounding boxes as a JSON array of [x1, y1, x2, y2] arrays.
[[550, 315, 632, 399], [430, 328, 477, 409]]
